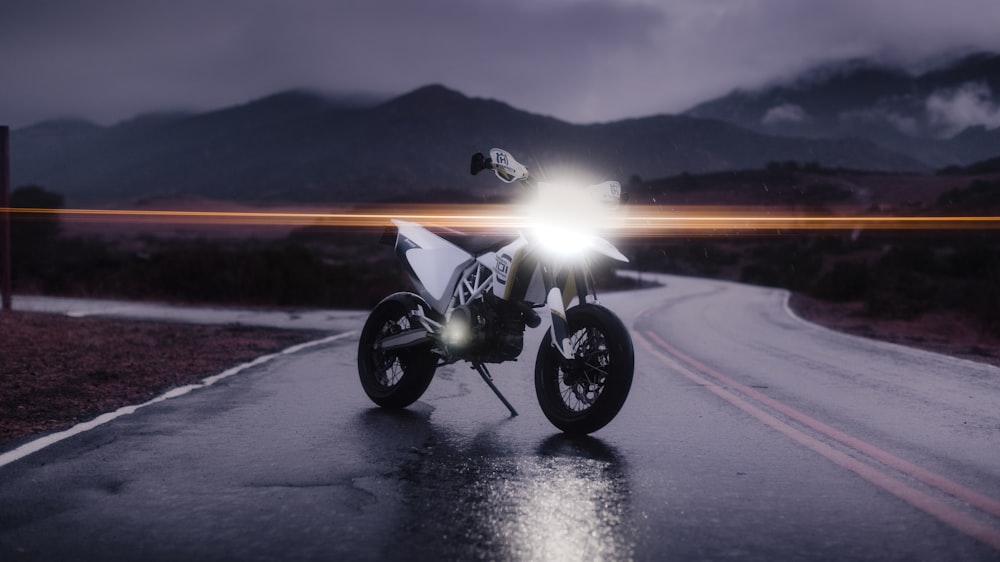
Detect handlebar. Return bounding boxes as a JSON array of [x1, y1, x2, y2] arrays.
[[470, 150, 632, 203], [470, 150, 631, 204], [470, 151, 536, 188], [470, 152, 491, 176]]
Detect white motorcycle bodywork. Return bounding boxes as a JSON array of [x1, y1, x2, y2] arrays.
[[393, 215, 628, 360], [392, 219, 474, 313], [359, 148, 636, 433]]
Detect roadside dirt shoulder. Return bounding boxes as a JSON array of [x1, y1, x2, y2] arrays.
[[788, 293, 1000, 369], [0, 311, 324, 446]]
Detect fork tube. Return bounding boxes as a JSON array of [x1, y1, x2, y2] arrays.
[[543, 267, 573, 360], [576, 262, 595, 304]]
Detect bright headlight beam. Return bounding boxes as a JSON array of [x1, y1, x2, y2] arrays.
[[532, 224, 592, 255]]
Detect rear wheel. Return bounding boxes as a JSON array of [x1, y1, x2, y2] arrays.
[[535, 304, 634, 434], [358, 298, 437, 408]]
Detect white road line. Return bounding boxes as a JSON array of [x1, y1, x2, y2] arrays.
[[0, 331, 356, 469]]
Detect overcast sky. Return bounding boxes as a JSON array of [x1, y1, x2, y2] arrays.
[[2, 0, 999, 128]]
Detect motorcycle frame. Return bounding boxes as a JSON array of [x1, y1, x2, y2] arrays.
[[399, 228, 600, 364], [370, 147, 629, 420], [389, 163, 623, 363]]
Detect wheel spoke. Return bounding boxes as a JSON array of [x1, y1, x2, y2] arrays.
[[554, 324, 613, 412], [536, 305, 633, 433], [582, 362, 609, 378], [372, 316, 414, 389]]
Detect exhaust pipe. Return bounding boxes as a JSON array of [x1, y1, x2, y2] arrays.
[[376, 328, 432, 351]]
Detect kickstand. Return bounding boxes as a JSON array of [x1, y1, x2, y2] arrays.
[[472, 363, 518, 417]]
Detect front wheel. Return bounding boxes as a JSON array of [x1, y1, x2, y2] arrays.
[[535, 304, 634, 434], [358, 297, 437, 409]]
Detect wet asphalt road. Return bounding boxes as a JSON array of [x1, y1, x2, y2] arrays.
[[2, 275, 1000, 561]]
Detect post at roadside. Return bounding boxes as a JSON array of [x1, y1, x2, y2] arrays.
[[1, 125, 11, 311]]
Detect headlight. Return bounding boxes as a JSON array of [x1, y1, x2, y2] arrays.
[[531, 224, 594, 255], [521, 180, 615, 257], [444, 307, 471, 346]]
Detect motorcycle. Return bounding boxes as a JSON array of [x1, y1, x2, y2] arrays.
[[357, 148, 634, 434]]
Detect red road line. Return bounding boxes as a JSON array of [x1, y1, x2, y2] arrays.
[[635, 330, 1000, 552]]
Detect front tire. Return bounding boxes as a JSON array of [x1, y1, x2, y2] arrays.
[[535, 304, 634, 434], [358, 297, 437, 409]]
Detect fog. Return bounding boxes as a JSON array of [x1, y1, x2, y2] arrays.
[[2, 0, 1000, 127]]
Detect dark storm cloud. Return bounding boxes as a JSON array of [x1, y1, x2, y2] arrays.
[[1, 0, 999, 128]]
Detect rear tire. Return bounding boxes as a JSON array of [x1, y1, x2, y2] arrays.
[[535, 304, 634, 434], [358, 298, 437, 409]]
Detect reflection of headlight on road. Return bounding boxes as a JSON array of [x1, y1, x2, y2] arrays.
[[478, 440, 634, 561]]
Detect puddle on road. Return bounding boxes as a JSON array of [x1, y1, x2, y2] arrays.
[[389, 433, 637, 561]]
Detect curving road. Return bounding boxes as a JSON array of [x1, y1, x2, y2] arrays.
[[2, 274, 999, 560]]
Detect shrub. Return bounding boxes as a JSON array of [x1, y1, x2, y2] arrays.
[[864, 269, 936, 319], [813, 261, 869, 301]]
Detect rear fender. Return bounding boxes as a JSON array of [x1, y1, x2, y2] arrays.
[[365, 292, 444, 353], [374, 292, 444, 326]]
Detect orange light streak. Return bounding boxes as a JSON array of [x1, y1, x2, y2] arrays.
[[3, 205, 1000, 233]]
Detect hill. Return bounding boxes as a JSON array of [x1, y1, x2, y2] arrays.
[[11, 85, 925, 205]]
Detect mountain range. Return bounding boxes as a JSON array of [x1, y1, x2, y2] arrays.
[[10, 52, 1000, 205], [686, 52, 1000, 167]]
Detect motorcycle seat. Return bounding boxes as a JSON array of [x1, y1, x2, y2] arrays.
[[427, 226, 512, 256]]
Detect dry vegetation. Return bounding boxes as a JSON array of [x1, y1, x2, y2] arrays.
[[0, 311, 322, 445], [790, 293, 1000, 368]]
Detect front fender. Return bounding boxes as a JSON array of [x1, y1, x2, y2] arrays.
[[589, 236, 629, 263]]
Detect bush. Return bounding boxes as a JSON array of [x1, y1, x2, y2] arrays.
[[14, 230, 409, 309], [946, 243, 999, 278], [878, 244, 942, 276], [937, 179, 1000, 208], [739, 263, 784, 288], [814, 261, 869, 301], [864, 269, 936, 319], [9, 185, 64, 281]]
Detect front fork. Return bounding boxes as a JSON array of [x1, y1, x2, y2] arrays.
[[544, 265, 591, 360], [547, 287, 574, 360], [473, 280, 576, 419]]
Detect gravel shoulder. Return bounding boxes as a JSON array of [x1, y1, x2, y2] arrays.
[[0, 311, 324, 446], [789, 293, 1000, 368]]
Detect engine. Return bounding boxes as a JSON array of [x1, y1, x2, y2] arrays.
[[444, 294, 537, 363]]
